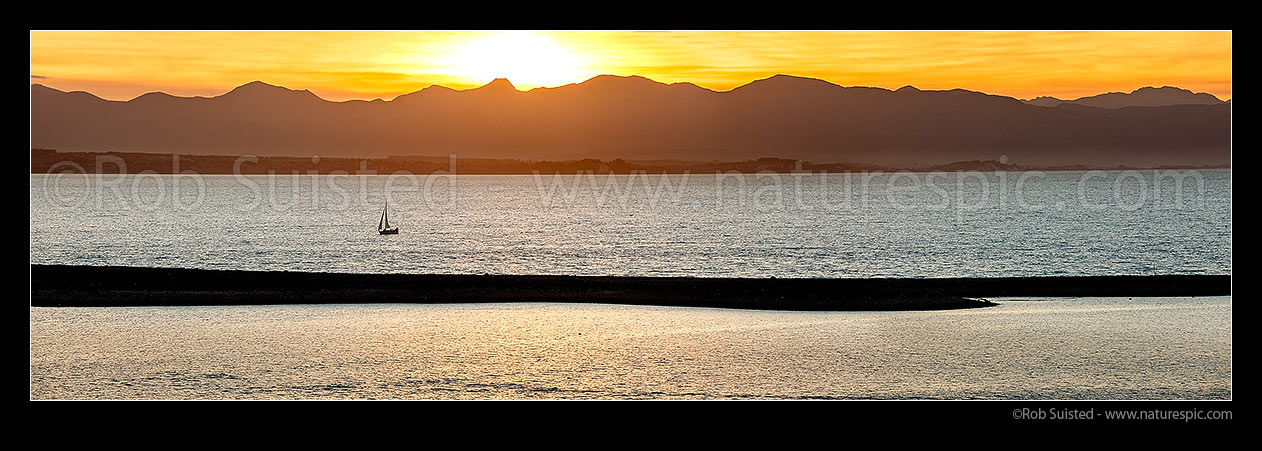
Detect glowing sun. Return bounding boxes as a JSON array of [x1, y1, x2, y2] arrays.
[[436, 31, 593, 90]]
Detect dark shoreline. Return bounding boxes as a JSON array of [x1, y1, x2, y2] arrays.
[[30, 149, 1230, 175], [29, 264, 1231, 311]]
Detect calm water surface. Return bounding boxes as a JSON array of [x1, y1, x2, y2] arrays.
[[29, 170, 1232, 400], [30, 297, 1231, 400], [30, 171, 1231, 277]]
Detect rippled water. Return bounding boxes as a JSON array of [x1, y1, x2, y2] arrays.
[[29, 170, 1231, 277], [29, 297, 1231, 400], [28, 170, 1233, 400]]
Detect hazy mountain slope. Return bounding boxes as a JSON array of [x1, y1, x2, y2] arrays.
[[30, 75, 1232, 166], [1023, 86, 1226, 109]]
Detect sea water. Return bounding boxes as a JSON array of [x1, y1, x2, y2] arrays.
[[30, 297, 1231, 399], [29, 170, 1232, 399], [29, 170, 1231, 278]]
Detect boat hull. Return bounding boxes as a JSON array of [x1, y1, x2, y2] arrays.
[[379, 228, 399, 235]]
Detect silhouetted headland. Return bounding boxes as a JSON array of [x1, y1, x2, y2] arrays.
[[29, 265, 1231, 311]]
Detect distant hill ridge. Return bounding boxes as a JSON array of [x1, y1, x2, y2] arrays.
[[1023, 86, 1226, 109], [29, 74, 1231, 167]]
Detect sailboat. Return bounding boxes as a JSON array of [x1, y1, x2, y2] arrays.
[[378, 200, 399, 234]]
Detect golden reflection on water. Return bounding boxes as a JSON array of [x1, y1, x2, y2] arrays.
[[30, 297, 1231, 400]]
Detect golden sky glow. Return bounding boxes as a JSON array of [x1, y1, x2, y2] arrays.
[[30, 30, 1231, 102]]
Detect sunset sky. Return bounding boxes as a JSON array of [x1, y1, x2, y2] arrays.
[[29, 30, 1232, 102]]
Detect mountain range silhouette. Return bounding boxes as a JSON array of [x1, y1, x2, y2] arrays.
[[29, 74, 1231, 166], [1023, 86, 1226, 109]]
